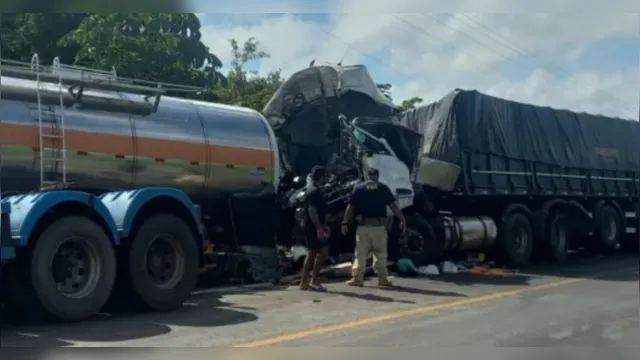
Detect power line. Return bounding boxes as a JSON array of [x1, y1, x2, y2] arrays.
[[422, 13, 631, 111], [450, 13, 633, 111], [288, 14, 632, 118], [393, 14, 634, 116], [309, 22, 414, 82]]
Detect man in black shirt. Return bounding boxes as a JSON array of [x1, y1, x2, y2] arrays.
[[341, 168, 406, 287], [300, 165, 331, 291]]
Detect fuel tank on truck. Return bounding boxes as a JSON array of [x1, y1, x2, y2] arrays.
[[0, 75, 281, 197]]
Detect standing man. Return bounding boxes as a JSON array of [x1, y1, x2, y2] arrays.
[[341, 168, 406, 287], [300, 165, 331, 291]]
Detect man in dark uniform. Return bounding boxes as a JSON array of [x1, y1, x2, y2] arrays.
[[341, 168, 406, 287], [300, 165, 331, 291]]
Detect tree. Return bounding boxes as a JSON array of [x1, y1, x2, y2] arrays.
[[0, 13, 89, 64], [376, 83, 423, 111], [376, 83, 393, 102], [2, 0, 188, 13], [398, 96, 424, 111], [212, 37, 284, 111], [60, 13, 224, 87]]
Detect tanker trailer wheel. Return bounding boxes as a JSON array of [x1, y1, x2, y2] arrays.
[[398, 216, 443, 267], [498, 213, 534, 266], [123, 214, 199, 312], [12, 216, 116, 323], [545, 212, 570, 263], [590, 205, 621, 253]]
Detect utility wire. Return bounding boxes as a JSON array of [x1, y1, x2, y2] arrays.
[[309, 21, 414, 82], [394, 14, 634, 117], [450, 13, 634, 111], [423, 13, 631, 110], [292, 14, 632, 118]]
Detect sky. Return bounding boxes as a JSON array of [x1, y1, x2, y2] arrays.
[[192, 1, 639, 120]]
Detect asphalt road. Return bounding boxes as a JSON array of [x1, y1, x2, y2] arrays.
[[273, 266, 640, 346], [1, 254, 638, 349]]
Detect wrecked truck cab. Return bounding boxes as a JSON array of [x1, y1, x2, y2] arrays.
[[263, 64, 399, 178], [276, 113, 440, 266], [265, 63, 442, 267], [346, 116, 422, 212]]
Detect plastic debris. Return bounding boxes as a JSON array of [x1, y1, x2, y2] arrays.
[[441, 261, 459, 274], [290, 245, 308, 262], [324, 262, 352, 277], [417, 264, 440, 276], [397, 258, 418, 273]]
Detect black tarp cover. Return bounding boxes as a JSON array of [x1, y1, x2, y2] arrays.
[[398, 89, 639, 172]]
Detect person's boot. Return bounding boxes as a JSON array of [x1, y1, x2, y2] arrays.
[[346, 276, 364, 287], [378, 276, 393, 287]]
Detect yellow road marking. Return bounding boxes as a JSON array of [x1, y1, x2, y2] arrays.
[[232, 277, 584, 347]]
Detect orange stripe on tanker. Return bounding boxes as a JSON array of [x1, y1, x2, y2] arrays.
[[0, 123, 274, 169]]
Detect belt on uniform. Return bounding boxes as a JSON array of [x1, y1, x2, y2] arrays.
[[359, 217, 387, 226]]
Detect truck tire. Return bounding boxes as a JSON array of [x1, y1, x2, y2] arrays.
[[498, 213, 533, 266], [399, 216, 443, 267], [546, 212, 570, 263], [122, 214, 200, 312], [591, 205, 621, 253], [12, 216, 116, 323]]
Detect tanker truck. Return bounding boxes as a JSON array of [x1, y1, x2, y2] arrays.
[[0, 56, 435, 323], [0, 54, 285, 322]]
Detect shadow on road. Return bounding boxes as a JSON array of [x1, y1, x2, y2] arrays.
[[0, 290, 259, 347], [327, 290, 416, 304], [0, 331, 75, 347], [322, 282, 467, 304], [519, 253, 638, 282], [430, 273, 533, 287], [383, 284, 468, 297], [397, 252, 637, 288]]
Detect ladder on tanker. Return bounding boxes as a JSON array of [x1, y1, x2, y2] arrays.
[[1, 54, 207, 188], [31, 54, 68, 188]]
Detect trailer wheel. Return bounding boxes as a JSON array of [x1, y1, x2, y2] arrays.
[[15, 216, 116, 323], [499, 213, 533, 266], [124, 214, 199, 311], [546, 212, 570, 263], [592, 205, 621, 253], [399, 216, 443, 267]]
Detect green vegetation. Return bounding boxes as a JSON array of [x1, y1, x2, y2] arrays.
[[1, 13, 422, 112]]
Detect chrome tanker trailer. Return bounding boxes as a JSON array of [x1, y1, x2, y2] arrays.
[[0, 54, 283, 323]]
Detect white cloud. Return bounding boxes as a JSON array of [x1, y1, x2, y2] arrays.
[[199, 4, 639, 119]]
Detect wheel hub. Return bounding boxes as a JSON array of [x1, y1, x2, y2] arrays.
[[511, 230, 528, 254], [145, 235, 184, 289], [551, 221, 566, 251], [606, 216, 617, 243], [51, 238, 100, 299], [403, 229, 425, 255]]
